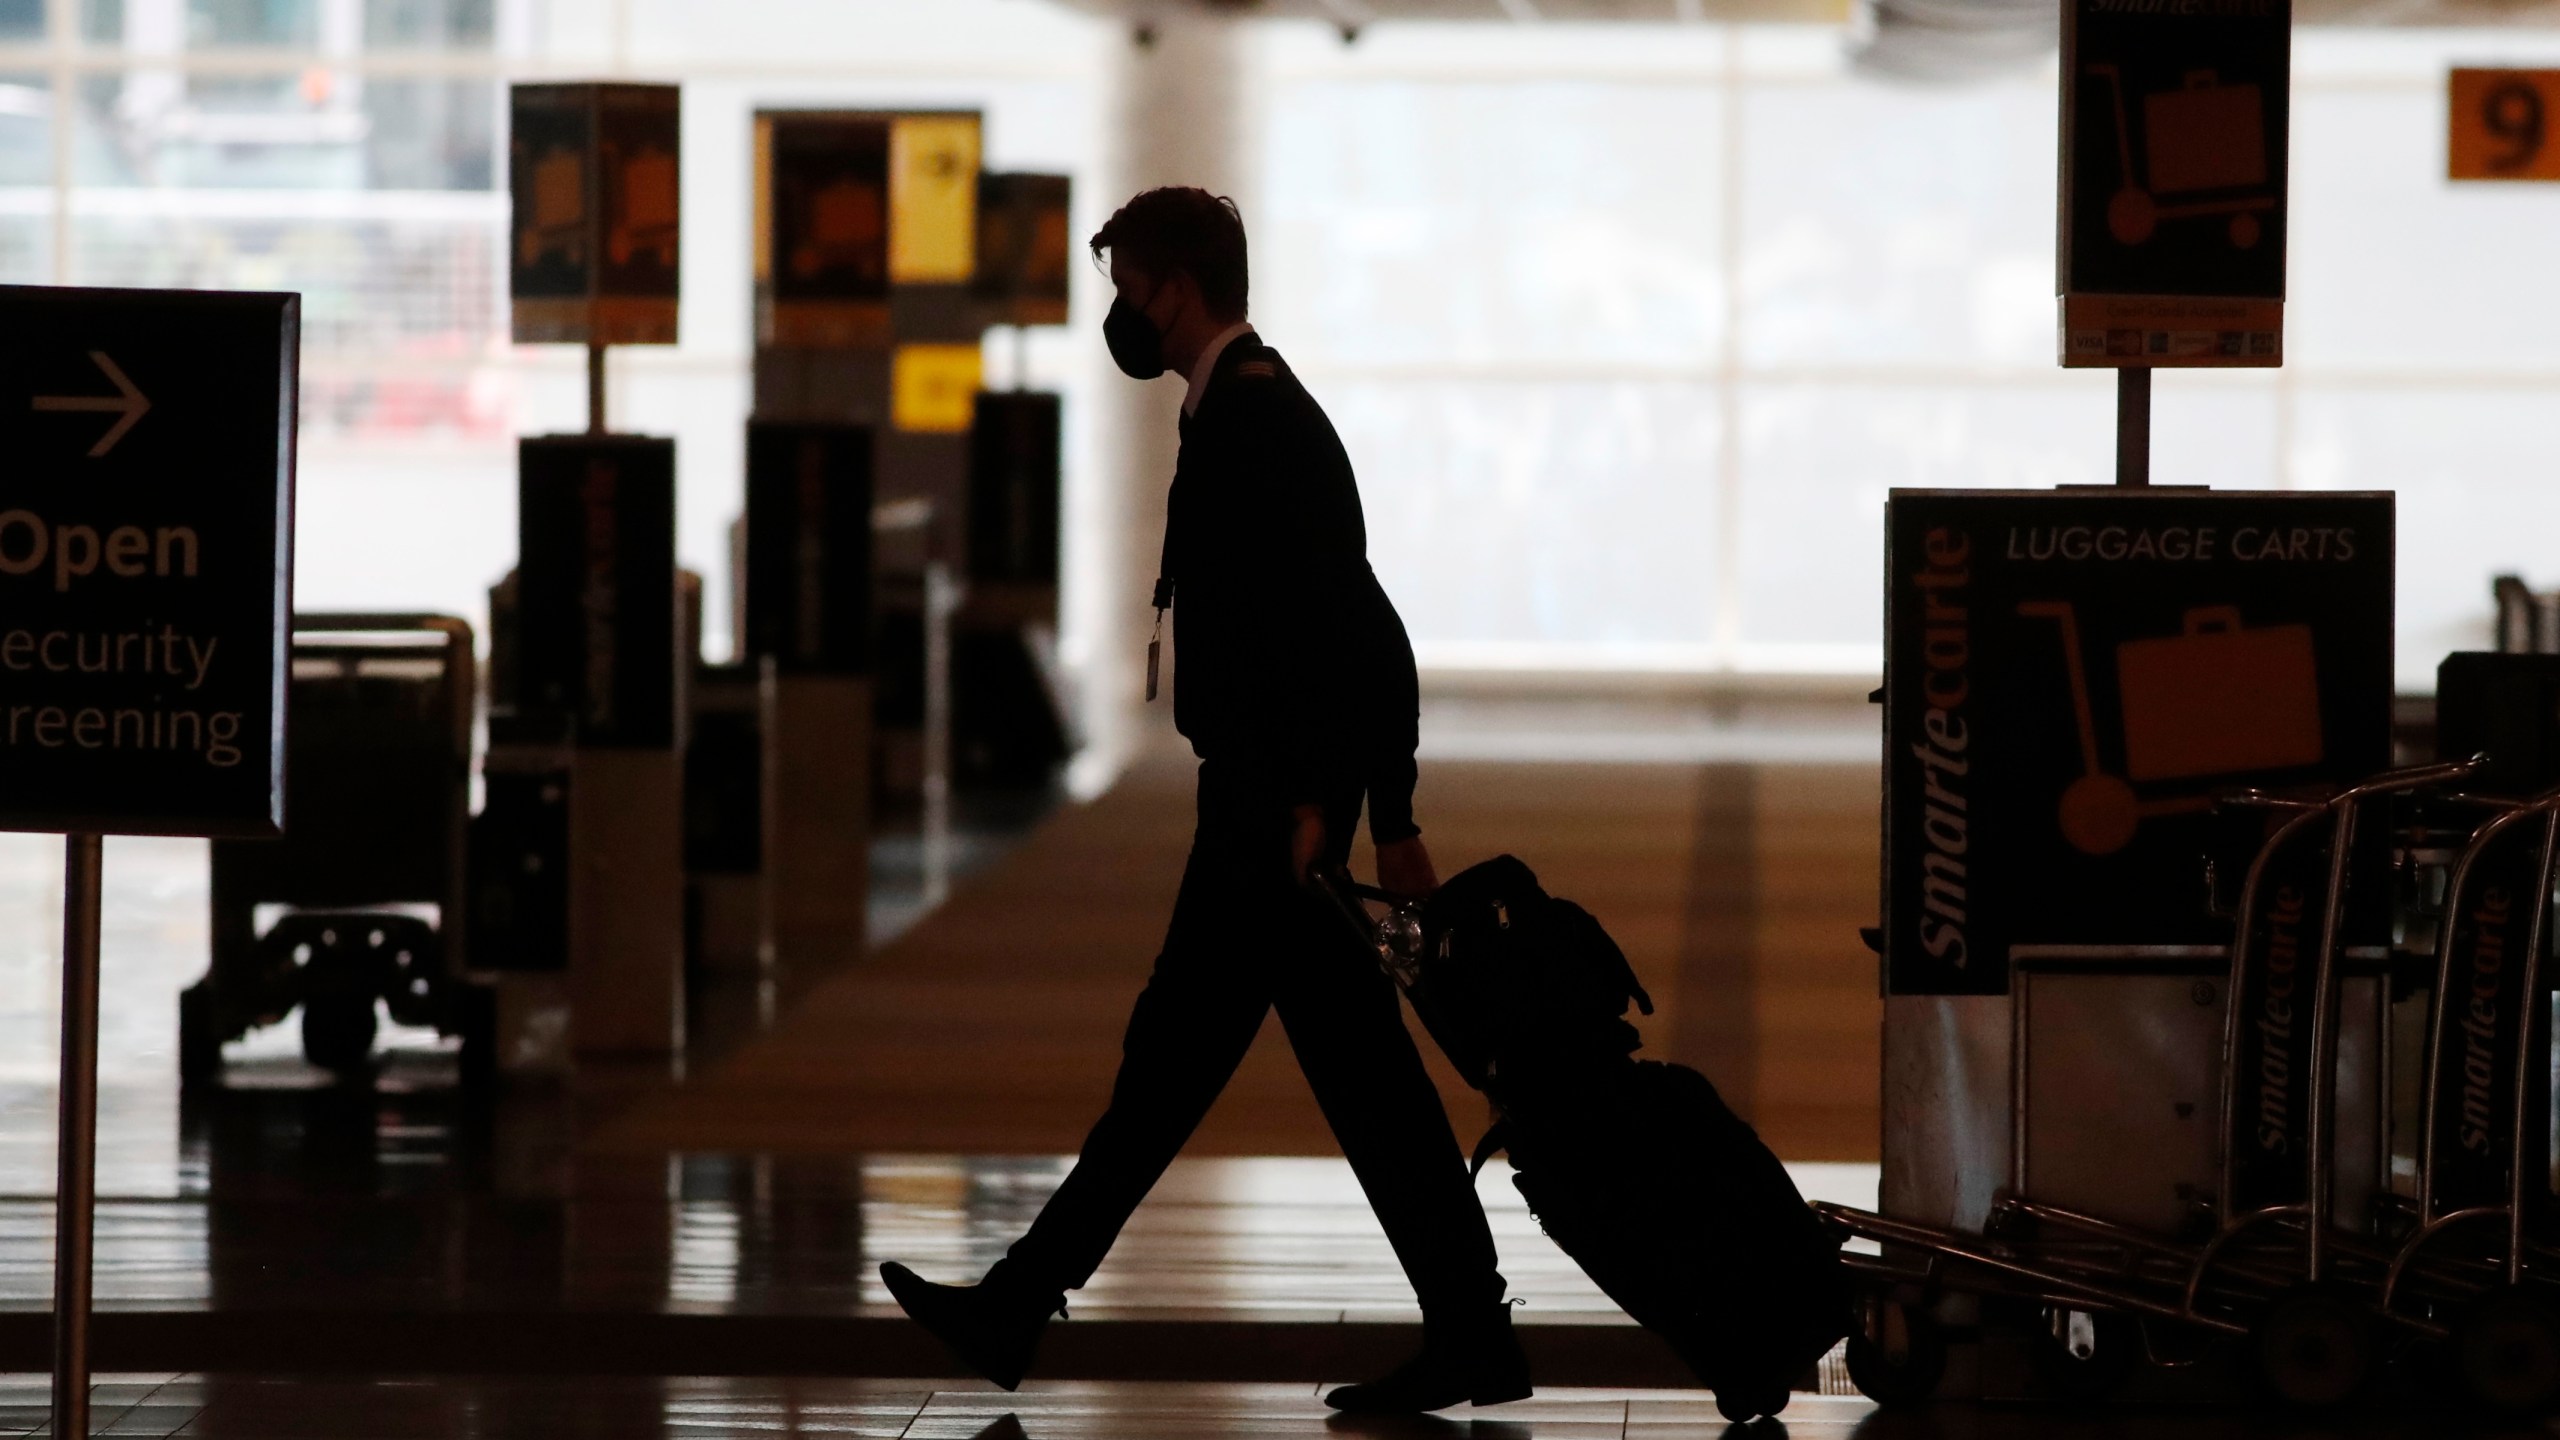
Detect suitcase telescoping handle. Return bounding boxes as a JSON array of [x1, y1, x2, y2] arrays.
[[1309, 865, 1426, 991]]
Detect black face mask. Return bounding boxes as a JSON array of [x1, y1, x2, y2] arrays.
[[1103, 294, 1167, 380]]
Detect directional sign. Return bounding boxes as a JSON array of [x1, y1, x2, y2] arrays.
[[889, 114, 980, 286], [2449, 69, 2560, 182], [0, 286, 296, 838]]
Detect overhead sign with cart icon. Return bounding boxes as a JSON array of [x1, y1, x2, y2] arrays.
[[2059, 0, 2291, 367], [1881, 488, 2393, 996], [510, 83, 681, 346]]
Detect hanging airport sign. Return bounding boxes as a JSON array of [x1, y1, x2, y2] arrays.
[[510, 82, 682, 346], [892, 343, 983, 434], [517, 435, 678, 747], [890, 114, 982, 286], [2448, 69, 2560, 181], [744, 420, 874, 675], [0, 285, 297, 838], [2058, 0, 2290, 367], [1881, 488, 2392, 996], [976, 173, 1072, 327], [756, 112, 893, 348]]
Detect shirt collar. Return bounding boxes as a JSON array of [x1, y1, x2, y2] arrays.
[[1182, 321, 1255, 418]]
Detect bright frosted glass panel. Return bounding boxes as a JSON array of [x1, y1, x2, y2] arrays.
[[1259, 80, 1725, 369], [0, 74, 46, 187], [1317, 378, 1720, 655], [2147, 374, 2280, 491], [0, 213, 45, 282], [2291, 86, 2560, 371], [64, 204, 503, 354], [73, 72, 496, 190], [1740, 73, 2056, 368], [1269, 17, 1729, 77], [2292, 385, 2560, 686], [628, 0, 1100, 70], [294, 452, 517, 618], [1737, 382, 2114, 653], [363, 0, 494, 50]]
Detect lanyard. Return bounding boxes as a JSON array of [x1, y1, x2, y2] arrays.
[[1148, 507, 1174, 702]]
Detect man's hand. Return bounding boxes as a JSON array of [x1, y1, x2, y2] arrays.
[[1375, 834, 1440, 899], [1291, 804, 1328, 883]]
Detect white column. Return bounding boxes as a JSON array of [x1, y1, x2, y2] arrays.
[[1068, 15, 1255, 796]]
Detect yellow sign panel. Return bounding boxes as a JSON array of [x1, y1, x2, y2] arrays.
[[892, 344, 982, 434], [2450, 68, 2560, 181], [890, 116, 980, 284]]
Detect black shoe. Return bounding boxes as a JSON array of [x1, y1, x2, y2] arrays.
[[1324, 1305, 1533, 1414], [880, 1260, 1066, 1391]]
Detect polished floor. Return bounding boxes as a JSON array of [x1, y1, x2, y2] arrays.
[[0, 706, 1885, 1388], [16, 1378, 1864, 1439], [596, 720, 1881, 1161], [7, 1378, 2557, 1439]]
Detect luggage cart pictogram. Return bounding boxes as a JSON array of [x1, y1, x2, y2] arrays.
[[2088, 63, 2280, 250], [2022, 602, 2323, 857], [790, 177, 887, 282], [519, 148, 586, 270], [609, 146, 680, 269]]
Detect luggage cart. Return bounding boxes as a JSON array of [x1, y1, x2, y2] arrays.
[[184, 614, 494, 1084], [1826, 756, 2488, 1407], [2374, 782, 2560, 1412]]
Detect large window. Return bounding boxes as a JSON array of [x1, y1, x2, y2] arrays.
[[0, 0, 1105, 660], [9, 8, 2559, 693], [1259, 23, 2560, 689]]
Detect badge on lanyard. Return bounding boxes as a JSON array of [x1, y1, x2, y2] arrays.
[[1147, 577, 1173, 703]]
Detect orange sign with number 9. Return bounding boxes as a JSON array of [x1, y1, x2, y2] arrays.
[[2451, 68, 2560, 181]]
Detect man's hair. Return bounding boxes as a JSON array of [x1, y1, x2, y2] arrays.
[[1090, 187, 1249, 321]]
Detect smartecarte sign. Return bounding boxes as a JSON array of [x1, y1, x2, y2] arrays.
[[2059, 0, 2292, 366], [0, 287, 296, 838], [1881, 490, 2392, 995]]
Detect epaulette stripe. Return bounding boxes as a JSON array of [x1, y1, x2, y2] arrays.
[[1236, 361, 1277, 379]]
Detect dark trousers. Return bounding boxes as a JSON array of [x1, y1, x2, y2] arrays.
[[1008, 761, 1506, 1317]]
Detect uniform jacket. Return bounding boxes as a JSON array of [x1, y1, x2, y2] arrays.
[[1161, 329, 1423, 843]]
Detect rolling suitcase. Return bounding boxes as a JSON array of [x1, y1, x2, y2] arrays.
[[1318, 855, 1849, 1422]]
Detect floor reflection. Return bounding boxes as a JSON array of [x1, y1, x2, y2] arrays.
[[5, 1379, 2549, 1440]]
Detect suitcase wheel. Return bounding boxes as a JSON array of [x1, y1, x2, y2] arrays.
[[1713, 1378, 1790, 1423]]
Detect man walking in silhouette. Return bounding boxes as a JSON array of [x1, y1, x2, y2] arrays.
[[881, 187, 1526, 1416]]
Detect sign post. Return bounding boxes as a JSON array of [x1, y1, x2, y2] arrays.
[[53, 834, 98, 1440], [0, 284, 297, 1437]]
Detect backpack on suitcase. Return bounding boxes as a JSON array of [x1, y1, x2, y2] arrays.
[[1321, 854, 1850, 1423]]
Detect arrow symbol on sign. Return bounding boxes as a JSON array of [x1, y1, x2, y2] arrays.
[[32, 352, 151, 457]]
